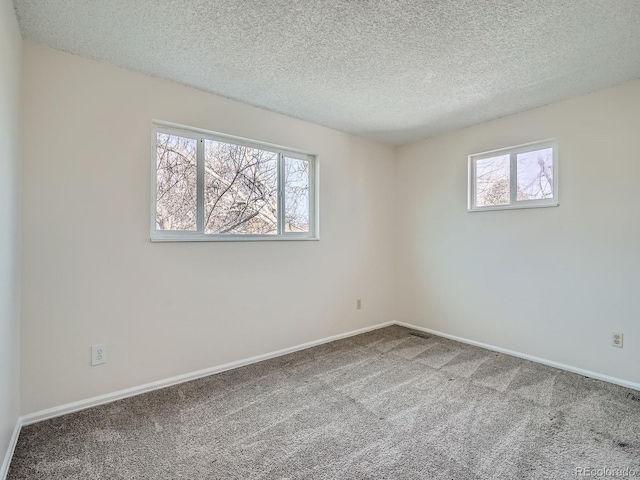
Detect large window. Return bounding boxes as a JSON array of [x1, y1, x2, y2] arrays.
[[468, 140, 558, 212], [152, 123, 317, 241]]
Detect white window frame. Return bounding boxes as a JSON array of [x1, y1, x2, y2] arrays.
[[468, 139, 559, 212], [151, 121, 319, 241]]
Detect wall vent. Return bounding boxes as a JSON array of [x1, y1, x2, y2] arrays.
[[409, 332, 431, 340]]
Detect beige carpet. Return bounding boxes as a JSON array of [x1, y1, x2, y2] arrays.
[[8, 326, 640, 479]]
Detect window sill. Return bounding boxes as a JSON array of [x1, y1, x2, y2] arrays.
[[150, 233, 320, 242], [468, 201, 559, 213]]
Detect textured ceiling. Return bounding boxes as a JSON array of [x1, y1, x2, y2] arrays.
[[13, 0, 640, 145]]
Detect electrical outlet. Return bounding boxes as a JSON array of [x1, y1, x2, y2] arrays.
[[612, 333, 623, 348], [356, 299, 362, 310], [92, 343, 107, 365]]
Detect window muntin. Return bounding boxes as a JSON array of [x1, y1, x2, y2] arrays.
[[151, 123, 317, 241], [468, 140, 558, 211]]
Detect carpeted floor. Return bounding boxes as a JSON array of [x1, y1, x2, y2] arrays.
[[8, 326, 640, 479]]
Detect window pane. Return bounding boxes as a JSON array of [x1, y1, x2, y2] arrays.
[[517, 148, 553, 201], [475, 155, 510, 207], [284, 157, 310, 233], [204, 140, 278, 235], [156, 133, 197, 231]]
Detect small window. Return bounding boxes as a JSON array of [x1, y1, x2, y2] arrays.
[[468, 140, 558, 212], [152, 122, 317, 241]]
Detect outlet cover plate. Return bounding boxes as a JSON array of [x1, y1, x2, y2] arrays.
[[612, 333, 623, 348], [92, 343, 107, 365]]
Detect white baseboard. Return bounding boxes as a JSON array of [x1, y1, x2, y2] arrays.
[[19, 319, 640, 428], [20, 321, 394, 426], [396, 321, 640, 392], [6, 319, 640, 476], [1, 418, 22, 480]]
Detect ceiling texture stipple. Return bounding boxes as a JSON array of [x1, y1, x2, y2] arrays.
[[13, 0, 640, 145]]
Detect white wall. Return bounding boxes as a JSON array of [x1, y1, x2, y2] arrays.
[[0, 0, 22, 468], [20, 36, 640, 417], [21, 42, 396, 414], [396, 80, 640, 385]]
